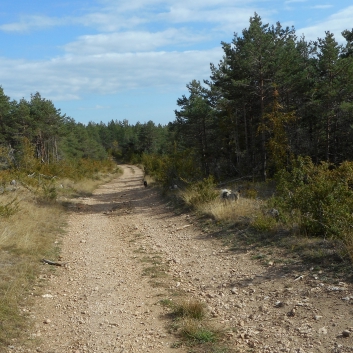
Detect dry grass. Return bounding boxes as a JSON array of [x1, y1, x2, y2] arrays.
[[164, 298, 225, 349], [178, 188, 197, 206], [172, 299, 206, 320], [57, 172, 119, 198], [141, 255, 168, 279], [0, 189, 65, 349], [197, 197, 264, 224]]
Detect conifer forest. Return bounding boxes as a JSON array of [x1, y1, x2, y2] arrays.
[[2, 14, 353, 183]]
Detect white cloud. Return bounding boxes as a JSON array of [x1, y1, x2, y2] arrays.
[[0, 15, 65, 32], [0, 48, 223, 101], [309, 5, 333, 9], [79, 0, 260, 33], [64, 28, 208, 54], [0, 0, 260, 34], [284, 0, 307, 3], [98, 0, 253, 12], [75, 11, 147, 32], [297, 5, 353, 42], [79, 104, 111, 110], [163, 5, 251, 23]]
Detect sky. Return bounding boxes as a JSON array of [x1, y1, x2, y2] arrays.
[[0, 1, 352, 126]]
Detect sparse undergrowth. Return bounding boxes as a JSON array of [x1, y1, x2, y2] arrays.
[[150, 152, 353, 266], [141, 255, 168, 279], [164, 172, 353, 279]]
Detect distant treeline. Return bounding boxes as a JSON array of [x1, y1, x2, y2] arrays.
[[0, 88, 169, 167], [1, 13, 353, 183]]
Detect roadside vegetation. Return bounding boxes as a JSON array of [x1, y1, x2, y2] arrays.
[[136, 13, 353, 269], [0, 141, 118, 349]]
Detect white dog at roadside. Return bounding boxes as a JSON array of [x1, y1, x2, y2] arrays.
[[221, 189, 240, 203]]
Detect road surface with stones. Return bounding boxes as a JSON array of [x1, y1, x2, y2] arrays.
[[21, 165, 353, 352]]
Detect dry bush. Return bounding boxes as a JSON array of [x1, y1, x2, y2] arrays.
[[245, 181, 276, 199], [243, 187, 258, 199], [63, 178, 102, 196]]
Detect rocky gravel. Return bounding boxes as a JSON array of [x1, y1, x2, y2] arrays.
[[9, 165, 353, 352]]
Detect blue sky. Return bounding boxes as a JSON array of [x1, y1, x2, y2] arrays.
[[0, 0, 352, 126]]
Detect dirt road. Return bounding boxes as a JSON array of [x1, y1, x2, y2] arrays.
[[21, 165, 353, 352]]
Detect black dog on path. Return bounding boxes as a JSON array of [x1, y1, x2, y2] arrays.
[[143, 180, 148, 188]]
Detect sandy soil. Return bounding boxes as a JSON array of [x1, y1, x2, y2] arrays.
[[12, 165, 353, 352]]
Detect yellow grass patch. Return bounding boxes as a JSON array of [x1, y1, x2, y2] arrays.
[[0, 188, 64, 348], [197, 197, 264, 223], [56, 172, 119, 197]]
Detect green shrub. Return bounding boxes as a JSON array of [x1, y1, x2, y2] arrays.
[[181, 323, 217, 343], [274, 157, 353, 242], [0, 198, 19, 217], [182, 176, 218, 206], [40, 179, 58, 201], [245, 188, 258, 199], [252, 212, 278, 232], [141, 149, 202, 188]]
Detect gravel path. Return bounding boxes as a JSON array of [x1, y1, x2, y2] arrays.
[[21, 165, 353, 352], [29, 165, 181, 353]]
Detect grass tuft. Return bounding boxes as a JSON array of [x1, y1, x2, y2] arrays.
[[180, 319, 217, 343], [165, 298, 226, 349], [172, 299, 206, 320]]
